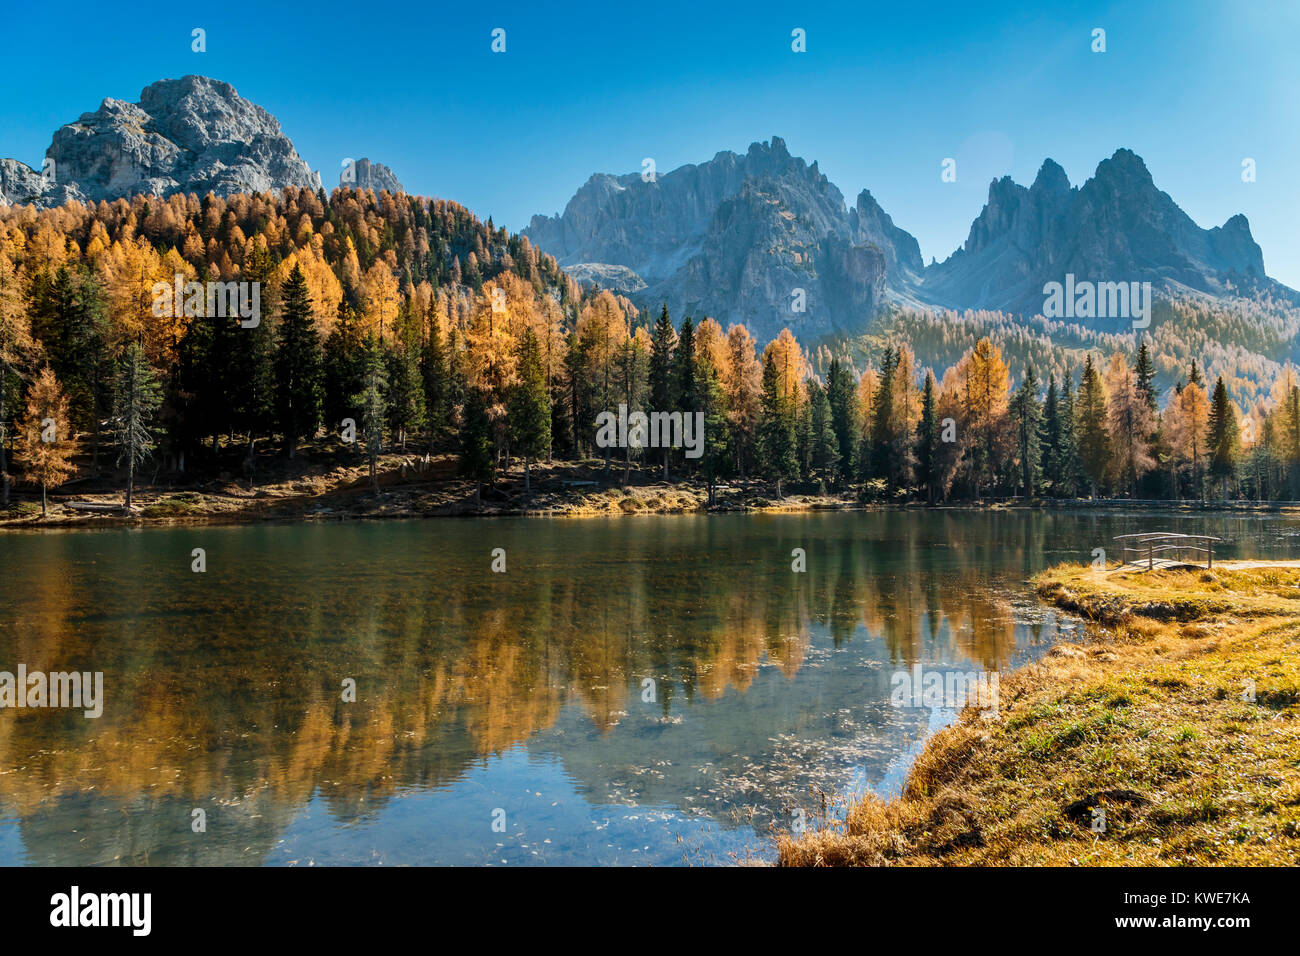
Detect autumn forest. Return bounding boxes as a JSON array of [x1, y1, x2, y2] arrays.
[[2, 185, 1299, 516]]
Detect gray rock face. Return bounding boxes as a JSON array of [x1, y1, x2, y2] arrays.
[[0, 76, 321, 206], [340, 157, 404, 194], [565, 262, 647, 295], [850, 189, 924, 280], [0, 158, 50, 206], [524, 137, 906, 342], [529, 141, 1294, 341], [919, 150, 1284, 325]]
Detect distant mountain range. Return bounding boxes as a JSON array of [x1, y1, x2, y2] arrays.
[[1, 77, 1294, 381], [524, 137, 1296, 342], [0, 76, 402, 208]]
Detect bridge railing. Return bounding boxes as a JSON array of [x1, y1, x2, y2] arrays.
[[1112, 533, 1221, 570]]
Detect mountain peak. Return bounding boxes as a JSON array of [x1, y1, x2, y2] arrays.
[[341, 157, 404, 194], [140, 74, 238, 100], [852, 189, 924, 276], [523, 136, 914, 340], [1031, 158, 1071, 196], [1093, 147, 1155, 189], [1, 75, 320, 207], [922, 146, 1284, 318]]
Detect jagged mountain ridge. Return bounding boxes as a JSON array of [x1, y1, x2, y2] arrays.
[[526, 138, 1296, 341], [2, 78, 1293, 349], [918, 149, 1281, 324], [0, 76, 404, 208], [525, 137, 919, 342], [341, 157, 404, 195]]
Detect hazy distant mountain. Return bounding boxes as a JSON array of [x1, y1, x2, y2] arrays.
[[0, 76, 321, 206], [527, 140, 1296, 342], [340, 157, 404, 195], [3, 76, 1295, 378], [524, 137, 922, 342], [919, 149, 1289, 327]]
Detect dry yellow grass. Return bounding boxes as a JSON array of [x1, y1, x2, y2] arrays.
[[779, 563, 1300, 866]]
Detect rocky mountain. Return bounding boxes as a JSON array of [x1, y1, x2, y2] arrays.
[[525, 137, 911, 342], [918, 149, 1284, 326], [0, 158, 52, 206], [0, 76, 321, 206], [527, 140, 1294, 342], [340, 157, 404, 194]]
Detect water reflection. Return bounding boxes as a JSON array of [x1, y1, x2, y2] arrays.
[[0, 510, 1294, 864]]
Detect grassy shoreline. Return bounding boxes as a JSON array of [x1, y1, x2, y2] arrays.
[[5, 448, 1300, 531], [0, 454, 863, 530], [779, 562, 1300, 866]]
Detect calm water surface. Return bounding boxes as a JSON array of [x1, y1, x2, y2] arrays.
[[1, 509, 1298, 865]]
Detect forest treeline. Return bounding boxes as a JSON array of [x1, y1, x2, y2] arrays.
[[1, 186, 1299, 514]]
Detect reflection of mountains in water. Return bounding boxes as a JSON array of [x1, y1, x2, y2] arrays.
[[2, 510, 1272, 863]]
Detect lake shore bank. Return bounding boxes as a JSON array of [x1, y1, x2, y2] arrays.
[[778, 561, 1300, 866], [5, 450, 1300, 531]]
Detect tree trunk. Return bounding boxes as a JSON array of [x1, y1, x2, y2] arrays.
[[41, 485, 47, 517], [524, 455, 531, 494]]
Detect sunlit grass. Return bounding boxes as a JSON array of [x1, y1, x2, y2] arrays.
[[779, 564, 1300, 866]]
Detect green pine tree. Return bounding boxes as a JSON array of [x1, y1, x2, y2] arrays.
[[112, 341, 162, 510], [420, 318, 450, 449], [1077, 355, 1110, 498], [758, 352, 798, 497], [648, 304, 676, 478], [1010, 363, 1043, 496], [1040, 375, 1062, 496], [509, 327, 551, 492], [916, 370, 940, 504], [324, 302, 366, 444], [234, 245, 277, 480], [1057, 367, 1080, 497], [826, 358, 858, 486], [696, 344, 730, 505], [58, 267, 109, 470], [274, 266, 324, 458], [385, 337, 426, 452], [1207, 376, 1240, 500], [868, 346, 898, 487], [814, 383, 839, 486], [355, 335, 388, 492], [1134, 341, 1158, 413], [461, 386, 495, 507], [673, 316, 698, 409]]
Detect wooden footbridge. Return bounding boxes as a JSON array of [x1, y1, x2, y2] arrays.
[[1113, 533, 1220, 571]]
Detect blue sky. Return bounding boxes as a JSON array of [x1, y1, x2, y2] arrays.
[[3, 0, 1298, 285]]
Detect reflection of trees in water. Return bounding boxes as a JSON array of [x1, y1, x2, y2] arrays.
[[0, 512, 1064, 861]]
